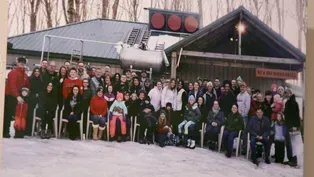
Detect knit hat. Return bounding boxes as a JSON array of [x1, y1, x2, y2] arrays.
[[166, 102, 172, 108], [160, 109, 167, 117], [188, 95, 195, 102], [240, 82, 247, 87], [236, 76, 243, 82], [117, 92, 123, 100], [207, 81, 213, 87]]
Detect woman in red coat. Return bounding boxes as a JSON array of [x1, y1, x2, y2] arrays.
[[90, 87, 108, 140]]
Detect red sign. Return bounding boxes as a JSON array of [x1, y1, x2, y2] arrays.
[[256, 68, 298, 80]]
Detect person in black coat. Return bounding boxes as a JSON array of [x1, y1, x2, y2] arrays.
[[81, 78, 92, 134], [130, 77, 142, 96], [283, 90, 300, 167], [37, 82, 58, 139], [63, 85, 82, 140], [247, 108, 271, 165], [219, 82, 236, 117], [138, 96, 157, 144], [26, 67, 44, 136]]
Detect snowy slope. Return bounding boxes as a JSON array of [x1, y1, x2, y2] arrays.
[[0, 138, 303, 177]]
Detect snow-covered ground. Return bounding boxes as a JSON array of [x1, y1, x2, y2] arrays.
[[0, 137, 303, 177]]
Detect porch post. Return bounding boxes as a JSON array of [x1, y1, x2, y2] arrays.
[[171, 52, 177, 79], [0, 0, 8, 166], [305, 1, 314, 176]]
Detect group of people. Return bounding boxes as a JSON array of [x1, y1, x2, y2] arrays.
[[3, 56, 301, 168]]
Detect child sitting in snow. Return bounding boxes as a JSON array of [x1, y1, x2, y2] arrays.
[[157, 109, 178, 147], [109, 92, 128, 142], [14, 87, 30, 138], [178, 95, 201, 149], [272, 113, 288, 164]]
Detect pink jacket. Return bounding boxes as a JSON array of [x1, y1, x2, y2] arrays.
[[271, 102, 284, 120]]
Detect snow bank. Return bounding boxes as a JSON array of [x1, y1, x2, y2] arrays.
[[0, 137, 303, 177]]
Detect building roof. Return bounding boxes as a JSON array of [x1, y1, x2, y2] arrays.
[[164, 6, 305, 63], [8, 19, 148, 62]]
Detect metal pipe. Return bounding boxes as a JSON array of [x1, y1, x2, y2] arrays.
[[238, 26, 242, 56], [162, 51, 170, 67], [80, 40, 84, 61], [176, 48, 183, 68], [40, 35, 47, 62], [47, 36, 51, 61], [149, 68, 152, 80], [45, 35, 120, 45]]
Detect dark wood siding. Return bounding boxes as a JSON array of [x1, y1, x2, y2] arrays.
[[177, 63, 285, 94]]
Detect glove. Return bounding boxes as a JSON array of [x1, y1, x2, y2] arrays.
[[17, 96, 24, 104]]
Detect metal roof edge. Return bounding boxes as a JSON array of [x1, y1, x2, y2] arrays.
[[8, 18, 148, 39], [7, 49, 121, 65]]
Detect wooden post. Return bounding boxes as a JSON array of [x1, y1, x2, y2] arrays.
[[305, 0, 314, 176], [171, 52, 177, 79], [0, 0, 8, 166]]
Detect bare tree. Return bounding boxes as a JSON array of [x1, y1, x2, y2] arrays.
[[164, 0, 168, 9], [171, 0, 181, 11], [182, 0, 192, 12], [74, 0, 80, 21], [197, 0, 203, 28], [274, 0, 282, 34], [112, 0, 120, 19], [216, 0, 222, 20], [62, 0, 81, 24], [250, 0, 263, 18], [54, 0, 62, 26], [263, 0, 273, 27], [81, 0, 87, 21], [102, 0, 109, 18], [28, 0, 42, 32], [43, 0, 53, 28], [296, 0, 307, 49]]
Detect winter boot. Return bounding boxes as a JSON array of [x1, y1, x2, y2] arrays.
[[288, 157, 298, 167], [3, 133, 10, 138], [92, 124, 99, 140], [98, 126, 105, 140], [189, 140, 196, 149], [265, 158, 271, 164], [46, 129, 52, 139], [186, 139, 191, 148], [40, 130, 46, 139], [117, 136, 122, 143]]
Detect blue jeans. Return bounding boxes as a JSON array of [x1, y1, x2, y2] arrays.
[[250, 136, 270, 160], [67, 114, 79, 123], [205, 126, 220, 141], [223, 130, 239, 155], [90, 115, 106, 127]]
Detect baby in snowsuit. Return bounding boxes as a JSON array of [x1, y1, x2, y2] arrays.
[[14, 87, 30, 138], [109, 92, 128, 142]]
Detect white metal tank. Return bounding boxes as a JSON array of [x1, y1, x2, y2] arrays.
[[119, 46, 169, 72]]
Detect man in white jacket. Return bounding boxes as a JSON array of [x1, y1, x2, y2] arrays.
[[148, 81, 163, 112], [237, 82, 251, 154], [237, 82, 251, 125]]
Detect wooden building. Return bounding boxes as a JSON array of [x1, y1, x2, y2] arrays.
[[164, 6, 305, 93]]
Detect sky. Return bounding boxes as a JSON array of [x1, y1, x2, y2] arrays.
[[7, 0, 306, 53]]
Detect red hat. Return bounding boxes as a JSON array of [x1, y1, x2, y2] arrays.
[[240, 82, 247, 87]]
